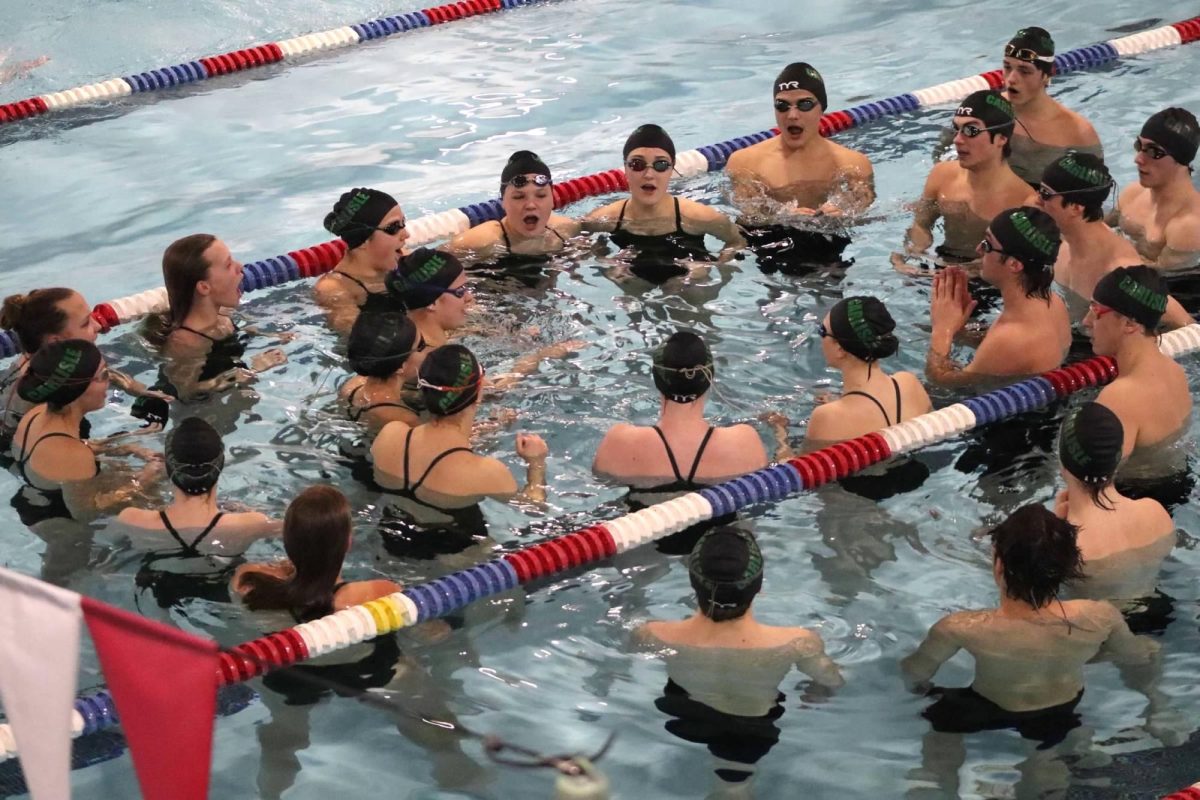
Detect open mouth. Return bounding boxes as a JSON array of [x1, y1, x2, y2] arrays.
[[523, 214, 540, 227], [640, 183, 657, 193], [786, 125, 803, 136]]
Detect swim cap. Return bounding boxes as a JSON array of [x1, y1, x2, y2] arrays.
[[348, 311, 419, 378], [1059, 402, 1123, 486], [773, 62, 827, 111], [988, 206, 1060, 270], [1140, 107, 1200, 167], [955, 89, 1015, 138], [1007, 27, 1056, 72], [323, 188, 399, 250], [17, 339, 103, 407], [165, 417, 225, 495], [623, 124, 676, 161], [1092, 265, 1168, 330], [386, 248, 465, 310], [652, 331, 713, 403], [828, 296, 899, 362], [687, 527, 764, 618], [417, 345, 483, 416], [1040, 152, 1113, 203], [500, 150, 552, 194]]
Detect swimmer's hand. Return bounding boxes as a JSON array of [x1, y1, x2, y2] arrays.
[[891, 251, 937, 276], [930, 266, 976, 338], [250, 348, 287, 373], [812, 390, 836, 406], [535, 339, 586, 360], [760, 411, 795, 462], [516, 433, 548, 462]]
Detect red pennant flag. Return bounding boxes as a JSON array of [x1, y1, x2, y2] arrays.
[[81, 597, 218, 800]]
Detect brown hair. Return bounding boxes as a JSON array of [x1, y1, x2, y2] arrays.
[[0, 288, 77, 354], [162, 234, 217, 328]]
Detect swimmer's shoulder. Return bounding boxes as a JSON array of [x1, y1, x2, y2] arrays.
[[312, 265, 360, 304], [164, 326, 213, 358], [1060, 105, 1101, 145], [725, 140, 771, 173], [333, 578, 402, 610], [372, 419, 416, 457], [339, 375, 366, 403], [549, 214, 582, 237], [894, 371, 934, 415], [116, 506, 162, 529], [677, 196, 727, 223], [448, 220, 503, 254], [1129, 495, 1175, 535], [828, 140, 873, 175], [925, 160, 958, 191], [584, 198, 624, 221]]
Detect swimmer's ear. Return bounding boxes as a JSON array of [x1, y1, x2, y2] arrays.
[[195, 279, 212, 297]]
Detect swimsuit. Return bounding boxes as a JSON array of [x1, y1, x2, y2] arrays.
[[10, 412, 99, 526], [134, 511, 237, 609], [627, 426, 728, 555], [830, 379, 933, 500], [922, 686, 1083, 749], [740, 223, 852, 274], [610, 198, 712, 282], [842, 377, 902, 426], [331, 271, 401, 314], [345, 383, 422, 424], [176, 323, 249, 383]]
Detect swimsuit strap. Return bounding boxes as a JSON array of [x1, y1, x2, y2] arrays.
[[652, 426, 685, 483], [402, 426, 416, 490], [177, 325, 221, 343], [550, 226, 567, 244], [673, 197, 685, 234], [18, 413, 88, 484], [499, 220, 513, 251], [685, 426, 717, 484], [333, 271, 372, 294], [411, 446, 474, 493], [891, 376, 902, 424], [351, 400, 413, 423], [159, 511, 226, 555], [842, 390, 892, 426], [614, 201, 629, 233]]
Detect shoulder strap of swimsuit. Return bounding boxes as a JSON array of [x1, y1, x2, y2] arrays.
[[19, 419, 84, 482], [333, 271, 371, 293], [411, 446, 474, 493], [891, 376, 902, 425], [614, 201, 629, 232], [673, 197, 685, 234], [176, 325, 221, 343], [843, 391, 892, 426], [550, 226, 567, 244], [17, 410, 42, 465], [402, 426, 416, 490], [652, 426, 685, 483], [686, 426, 717, 484], [159, 510, 191, 552], [499, 220, 513, 251], [189, 512, 225, 551]]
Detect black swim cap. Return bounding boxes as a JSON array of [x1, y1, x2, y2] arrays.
[[1092, 265, 1168, 331], [773, 62, 827, 111], [652, 331, 713, 404], [623, 124, 676, 161], [1059, 402, 1123, 487], [989, 206, 1060, 270], [500, 150, 552, 194], [687, 527, 764, 621], [386, 248, 465, 310], [1041, 152, 1113, 202], [165, 417, 225, 495], [17, 339, 103, 407], [955, 89, 1015, 138], [348, 311, 419, 378], [1007, 27, 1056, 73], [828, 296, 899, 363], [1141, 107, 1200, 167], [323, 188, 399, 250], [418, 345, 483, 417]]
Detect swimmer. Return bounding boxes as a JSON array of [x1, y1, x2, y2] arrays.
[[158, 234, 287, 402], [636, 527, 842, 788], [1110, 108, 1200, 270], [902, 504, 1157, 743], [583, 124, 745, 274], [233, 485, 400, 622], [0, 51, 48, 84], [446, 150, 580, 266], [593, 331, 767, 491], [117, 417, 278, 555], [896, 90, 1034, 268], [726, 62, 874, 271], [1084, 266, 1191, 460], [385, 248, 474, 349], [1054, 403, 1175, 606], [926, 207, 1070, 385], [1001, 27, 1103, 187], [314, 188, 411, 332], [339, 311, 429, 433], [768, 296, 932, 458], [1, 288, 172, 443], [372, 345, 550, 505], [11, 340, 162, 523]]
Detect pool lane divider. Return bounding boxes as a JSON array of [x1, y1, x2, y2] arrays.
[[0, 14, 1195, 360], [0, 0, 551, 126], [5, 323, 1199, 756]]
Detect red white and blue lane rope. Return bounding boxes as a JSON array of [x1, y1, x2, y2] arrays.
[[0, 0, 550, 126], [5, 323, 1200, 758], [1, 16, 1195, 360]]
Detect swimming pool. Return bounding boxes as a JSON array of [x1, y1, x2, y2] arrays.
[[3, 0, 1200, 796]]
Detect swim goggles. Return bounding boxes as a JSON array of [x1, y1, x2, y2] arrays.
[[416, 364, 485, 394], [1088, 301, 1115, 319], [436, 283, 472, 300], [625, 157, 673, 173], [1037, 182, 1113, 202], [505, 174, 552, 189], [1133, 138, 1170, 161], [773, 98, 819, 113], [951, 121, 1008, 138], [978, 237, 1011, 258], [371, 219, 407, 236], [1004, 44, 1054, 63]]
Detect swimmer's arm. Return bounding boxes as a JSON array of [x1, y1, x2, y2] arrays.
[[682, 200, 746, 257], [725, 152, 769, 213], [446, 224, 500, 264], [1095, 604, 1160, 665], [311, 279, 361, 335], [162, 354, 253, 403], [591, 424, 634, 478], [901, 617, 961, 692], [1156, 216, 1200, 269], [925, 330, 1015, 387], [549, 215, 583, 238], [64, 460, 165, 521], [580, 201, 622, 234], [826, 156, 876, 215], [793, 633, 845, 689], [1161, 295, 1194, 330]]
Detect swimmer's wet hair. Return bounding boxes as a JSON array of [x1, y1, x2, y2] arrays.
[[166, 417, 225, 496], [652, 331, 713, 404], [688, 527, 764, 622], [162, 234, 218, 329], [347, 311, 419, 378], [990, 504, 1084, 609], [0, 287, 79, 354]]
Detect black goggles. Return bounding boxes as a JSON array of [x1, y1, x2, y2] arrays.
[[625, 156, 673, 173], [773, 98, 819, 113]]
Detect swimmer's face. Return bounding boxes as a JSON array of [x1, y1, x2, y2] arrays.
[[819, 312, 840, 363], [199, 239, 244, 308], [1002, 57, 1048, 106], [81, 358, 110, 412], [49, 291, 100, 345], [773, 89, 821, 147], [625, 147, 673, 206], [1034, 184, 1069, 223], [976, 229, 1012, 286], [1082, 302, 1125, 356], [1133, 137, 1175, 189], [365, 206, 410, 270], [952, 114, 1005, 168], [431, 273, 473, 331], [502, 176, 554, 237]]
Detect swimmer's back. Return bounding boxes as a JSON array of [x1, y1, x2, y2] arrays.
[[594, 422, 767, 488]]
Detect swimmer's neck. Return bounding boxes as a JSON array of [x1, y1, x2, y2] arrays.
[[500, 217, 547, 244], [409, 312, 450, 348], [168, 487, 220, 516], [964, 158, 1011, 188], [1012, 90, 1055, 121], [427, 405, 477, 438], [365, 371, 406, 396], [686, 607, 760, 632], [778, 133, 825, 157], [1148, 173, 1197, 208], [42, 404, 86, 434], [994, 274, 1043, 310], [658, 395, 708, 427], [340, 247, 396, 279], [838, 359, 889, 394], [1063, 474, 1117, 517], [181, 296, 226, 333], [995, 593, 1052, 620], [1113, 334, 1163, 373], [626, 193, 677, 217]]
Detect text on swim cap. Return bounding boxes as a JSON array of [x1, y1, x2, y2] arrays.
[[25, 345, 84, 403], [1009, 211, 1057, 258], [1118, 275, 1168, 312]]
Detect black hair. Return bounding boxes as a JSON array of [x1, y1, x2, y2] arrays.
[[990, 504, 1084, 609]]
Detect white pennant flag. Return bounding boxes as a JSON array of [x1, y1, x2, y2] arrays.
[[0, 567, 82, 800]]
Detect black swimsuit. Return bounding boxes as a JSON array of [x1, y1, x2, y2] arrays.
[[832, 378, 933, 501], [10, 412, 99, 526], [333, 271, 401, 314], [135, 511, 239, 609], [610, 198, 712, 282], [475, 221, 570, 287], [842, 377, 902, 426], [160, 510, 226, 556], [627, 426, 728, 555], [345, 384, 421, 424], [739, 222, 852, 275]]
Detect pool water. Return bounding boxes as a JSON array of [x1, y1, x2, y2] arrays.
[[2, 0, 1200, 797]]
